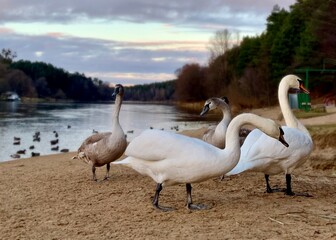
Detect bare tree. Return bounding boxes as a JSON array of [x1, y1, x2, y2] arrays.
[[233, 31, 241, 47], [0, 48, 17, 64], [208, 29, 232, 63]]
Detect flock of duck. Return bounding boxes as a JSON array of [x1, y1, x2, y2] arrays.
[[72, 75, 313, 211], [10, 130, 69, 159]]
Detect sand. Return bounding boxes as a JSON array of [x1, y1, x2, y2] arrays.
[[0, 110, 335, 239]]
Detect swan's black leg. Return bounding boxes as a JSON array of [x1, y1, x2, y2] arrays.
[[265, 174, 285, 193], [104, 163, 110, 180], [92, 166, 97, 181], [186, 183, 208, 210], [265, 174, 273, 193], [285, 174, 295, 196], [284, 174, 313, 197], [152, 183, 174, 211]]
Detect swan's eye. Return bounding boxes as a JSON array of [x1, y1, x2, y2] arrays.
[[221, 96, 229, 104]]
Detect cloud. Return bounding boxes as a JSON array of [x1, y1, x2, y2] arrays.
[[0, 0, 296, 85], [88, 71, 175, 85], [0, 30, 207, 84], [0, 26, 15, 33], [0, 0, 295, 32]]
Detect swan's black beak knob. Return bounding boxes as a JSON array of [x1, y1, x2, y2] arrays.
[[278, 127, 289, 147], [200, 104, 210, 116]]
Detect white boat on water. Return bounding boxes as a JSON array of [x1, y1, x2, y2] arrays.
[[1, 91, 21, 101]]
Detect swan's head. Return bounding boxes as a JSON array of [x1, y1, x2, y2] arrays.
[[200, 97, 229, 116], [283, 75, 310, 94], [256, 118, 289, 147], [112, 84, 124, 98]]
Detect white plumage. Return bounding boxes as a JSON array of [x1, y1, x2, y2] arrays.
[[227, 74, 313, 196], [72, 84, 127, 181], [114, 113, 288, 211]]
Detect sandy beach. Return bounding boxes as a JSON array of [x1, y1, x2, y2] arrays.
[[0, 109, 335, 239]]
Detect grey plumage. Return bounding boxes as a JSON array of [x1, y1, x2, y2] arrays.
[[200, 97, 232, 149], [72, 84, 127, 181]]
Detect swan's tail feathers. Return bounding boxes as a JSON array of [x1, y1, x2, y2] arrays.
[[225, 162, 246, 176], [112, 157, 131, 165], [73, 152, 93, 165], [226, 168, 241, 176]]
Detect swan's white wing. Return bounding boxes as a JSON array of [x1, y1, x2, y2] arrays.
[[121, 129, 225, 185], [125, 129, 218, 162], [227, 126, 313, 175], [239, 128, 263, 155]]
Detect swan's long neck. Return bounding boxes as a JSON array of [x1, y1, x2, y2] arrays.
[[225, 114, 258, 151], [112, 95, 122, 128], [221, 106, 232, 126], [278, 80, 311, 137], [219, 104, 232, 128], [222, 113, 276, 172]]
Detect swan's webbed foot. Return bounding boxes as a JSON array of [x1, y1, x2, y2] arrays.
[[187, 203, 209, 210], [266, 186, 286, 193], [265, 174, 286, 193], [153, 203, 175, 212], [152, 183, 174, 211], [220, 175, 225, 181], [284, 190, 313, 197], [185, 183, 209, 211], [283, 174, 312, 197], [284, 188, 295, 196]]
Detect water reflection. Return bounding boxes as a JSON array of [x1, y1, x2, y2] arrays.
[[0, 101, 20, 113], [0, 101, 218, 162]]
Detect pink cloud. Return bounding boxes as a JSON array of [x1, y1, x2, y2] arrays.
[[0, 27, 15, 34], [124, 40, 207, 47], [46, 32, 66, 38]]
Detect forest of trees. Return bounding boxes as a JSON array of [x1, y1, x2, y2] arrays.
[[175, 0, 336, 106], [124, 81, 175, 101], [0, 49, 175, 102], [0, 53, 114, 101], [1, 0, 335, 104]]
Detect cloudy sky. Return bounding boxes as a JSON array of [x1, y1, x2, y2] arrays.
[[0, 0, 296, 86]]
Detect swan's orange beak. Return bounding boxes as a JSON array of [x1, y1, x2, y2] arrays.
[[299, 82, 310, 94]]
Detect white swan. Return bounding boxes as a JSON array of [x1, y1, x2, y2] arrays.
[[72, 84, 127, 181], [227, 74, 313, 196], [113, 113, 289, 211], [200, 97, 232, 149]]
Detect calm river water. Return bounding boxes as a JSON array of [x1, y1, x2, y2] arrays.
[[0, 101, 216, 162]]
